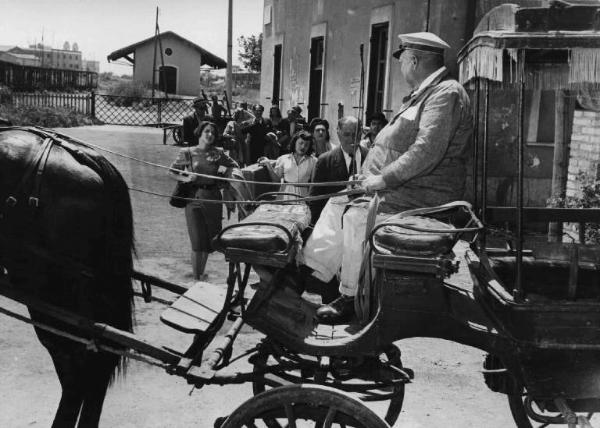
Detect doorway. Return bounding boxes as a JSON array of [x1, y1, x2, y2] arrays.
[[308, 36, 324, 121], [158, 65, 177, 94], [272, 44, 282, 105], [366, 22, 389, 119]]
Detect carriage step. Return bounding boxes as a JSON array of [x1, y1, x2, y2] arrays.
[[160, 282, 226, 334]]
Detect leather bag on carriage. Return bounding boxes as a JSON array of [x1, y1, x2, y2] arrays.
[[214, 203, 311, 253]]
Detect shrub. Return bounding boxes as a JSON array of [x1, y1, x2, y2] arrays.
[[0, 104, 101, 127], [547, 171, 600, 244], [107, 80, 151, 107]]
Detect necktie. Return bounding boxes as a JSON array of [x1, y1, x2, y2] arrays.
[[348, 154, 356, 177]]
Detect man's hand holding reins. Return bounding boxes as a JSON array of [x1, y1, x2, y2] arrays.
[[361, 174, 386, 193]]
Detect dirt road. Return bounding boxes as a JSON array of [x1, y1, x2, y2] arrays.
[[0, 125, 518, 427]]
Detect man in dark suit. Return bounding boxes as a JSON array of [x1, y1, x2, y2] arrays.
[[242, 104, 272, 164], [182, 97, 211, 146], [303, 116, 367, 304], [309, 116, 368, 225]]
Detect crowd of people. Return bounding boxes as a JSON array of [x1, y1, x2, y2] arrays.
[[170, 99, 388, 280], [170, 30, 473, 327]]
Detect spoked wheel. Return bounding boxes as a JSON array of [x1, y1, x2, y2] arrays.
[[219, 384, 390, 428], [172, 126, 183, 145], [251, 342, 409, 426], [508, 390, 595, 428]]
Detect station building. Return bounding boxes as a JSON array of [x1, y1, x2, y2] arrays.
[[107, 31, 226, 96]]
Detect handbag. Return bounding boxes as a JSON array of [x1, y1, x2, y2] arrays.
[[169, 149, 194, 208]]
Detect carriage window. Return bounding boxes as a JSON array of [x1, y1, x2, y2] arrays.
[[524, 90, 556, 146]]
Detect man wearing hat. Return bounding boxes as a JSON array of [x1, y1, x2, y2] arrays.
[[361, 112, 389, 150], [302, 32, 473, 324], [287, 105, 307, 136], [241, 104, 271, 164], [182, 97, 211, 146]]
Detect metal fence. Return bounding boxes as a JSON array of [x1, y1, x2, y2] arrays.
[[1, 91, 240, 127], [94, 94, 195, 125]]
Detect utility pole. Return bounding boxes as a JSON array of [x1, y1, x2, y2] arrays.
[[226, 0, 233, 107], [151, 7, 159, 99]]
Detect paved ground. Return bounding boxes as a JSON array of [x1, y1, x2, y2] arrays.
[[0, 125, 520, 427]]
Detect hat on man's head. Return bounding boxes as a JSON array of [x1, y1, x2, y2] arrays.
[[291, 105, 302, 115], [193, 97, 207, 106], [392, 32, 450, 59]]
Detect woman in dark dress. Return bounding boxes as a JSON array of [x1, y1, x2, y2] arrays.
[[169, 121, 238, 279]]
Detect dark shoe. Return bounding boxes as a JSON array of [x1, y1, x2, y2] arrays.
[[316, 294, 355, 324], [320, 278, 341, 304]]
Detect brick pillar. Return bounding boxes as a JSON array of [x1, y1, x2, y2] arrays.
[[567, 109, 600, 198]]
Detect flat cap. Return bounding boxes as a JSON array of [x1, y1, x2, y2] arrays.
[[392, 32, 450, 59]]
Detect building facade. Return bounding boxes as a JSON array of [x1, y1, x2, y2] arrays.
[[260, 0, 548, 125], [260, 0, 478, 124], [0, 46, 41, 67], [107, 31, 226, 96], [83, 60, 100, 73], [10, 44, 83, 70]]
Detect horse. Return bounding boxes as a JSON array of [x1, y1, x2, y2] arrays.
[[0, 127, 135, 427]]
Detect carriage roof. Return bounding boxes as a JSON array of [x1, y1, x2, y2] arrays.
[[457, 3, 600, 89]]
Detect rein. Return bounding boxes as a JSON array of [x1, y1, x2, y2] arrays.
[[133, 186, 367, 205], [24, 127, 362, 188], [0, 127, 369, 207]]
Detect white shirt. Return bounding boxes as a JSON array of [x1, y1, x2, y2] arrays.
[[274, 153, 317, 197], [341, 147, 362, 175]]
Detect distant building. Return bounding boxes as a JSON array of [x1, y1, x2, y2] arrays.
[[233, 71, 260, 89], [10, 43, 82, 70], [83, 59, 100, 73], [0, 45, 41, 67], [107, 31, 227, 96]]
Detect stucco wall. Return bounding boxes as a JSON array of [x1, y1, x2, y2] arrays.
[[133, 34, 202, 96], [261, 0, 476, 145], [261, 0, 554, 146]]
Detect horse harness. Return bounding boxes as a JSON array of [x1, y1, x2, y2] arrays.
[[0, 127, 94, 278]]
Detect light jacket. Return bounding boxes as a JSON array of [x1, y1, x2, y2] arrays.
[[362, 68, 472, 213]]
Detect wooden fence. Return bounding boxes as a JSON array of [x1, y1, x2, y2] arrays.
[[8, 92, 93, 115]]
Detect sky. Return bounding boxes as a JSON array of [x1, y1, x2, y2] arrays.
[[0, 0, 264, 74]]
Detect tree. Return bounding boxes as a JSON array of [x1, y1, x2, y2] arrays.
[[238, 33, 262, 72]]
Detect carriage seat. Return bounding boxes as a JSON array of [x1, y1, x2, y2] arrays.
[[373, 215, 456, 257], [214, 203, 311, 253]]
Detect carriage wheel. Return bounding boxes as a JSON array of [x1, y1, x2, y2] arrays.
[[172, 126, 183, 145], [251, 344, 406, 426], [219, 384, 390, 428]]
